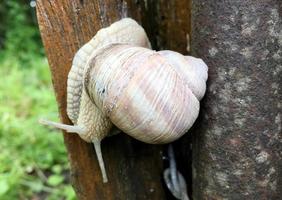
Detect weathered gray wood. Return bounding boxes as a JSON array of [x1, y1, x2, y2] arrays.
[[192, 0, 282, 199]]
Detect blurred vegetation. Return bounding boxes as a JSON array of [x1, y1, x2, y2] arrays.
[[0, 1, 76, 199]]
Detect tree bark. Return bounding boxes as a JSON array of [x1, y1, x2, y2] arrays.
[[36, 1, 167, 199], [192, 0, 282, 199]]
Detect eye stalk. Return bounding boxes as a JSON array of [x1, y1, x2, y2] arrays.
[[39, 118, 86, 135], [92, 138, 108, 183], [39, 118, 109, 183]]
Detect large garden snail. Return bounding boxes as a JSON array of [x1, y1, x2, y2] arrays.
[[40, 18, 208, 183]]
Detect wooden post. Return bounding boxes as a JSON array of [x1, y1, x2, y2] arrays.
[[142, 0, 191, 52], [191, 0, 282, 199], [37, 0, 193, 199], [36, 1, 167, 199]]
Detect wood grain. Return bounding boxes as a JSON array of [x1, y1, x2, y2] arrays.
[[36, 1, 166, 199]]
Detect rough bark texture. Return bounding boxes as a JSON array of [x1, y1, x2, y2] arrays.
[[36, 0, 191, 199], [192, 0, 282, 199]]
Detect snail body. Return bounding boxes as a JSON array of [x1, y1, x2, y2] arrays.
[[40, 18, 208, 183]]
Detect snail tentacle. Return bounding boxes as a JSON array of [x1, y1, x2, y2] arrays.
[[92, 139, 108, 183], [38, 118, 86, 135]]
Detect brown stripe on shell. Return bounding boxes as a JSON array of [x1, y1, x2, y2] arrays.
[[86, 45, 140, 111], [82, 43, 202, 144], [103, 47, 154, 113], [86, 45, 154, 115], [106, 50, 200, 144]]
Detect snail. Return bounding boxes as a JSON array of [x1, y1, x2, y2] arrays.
[[40, 18, 208, 183]]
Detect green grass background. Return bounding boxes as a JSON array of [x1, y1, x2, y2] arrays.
[[0, 1, 76, 199]]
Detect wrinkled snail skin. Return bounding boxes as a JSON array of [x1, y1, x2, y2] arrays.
[[40, 18, 208, 183]]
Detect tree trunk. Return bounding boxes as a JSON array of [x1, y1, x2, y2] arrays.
[[191, 0, 282, 199], [36, 0, 192, 199]]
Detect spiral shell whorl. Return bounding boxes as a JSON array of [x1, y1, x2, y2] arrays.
[[158, 51, 208, 100], [86, 44, 202, 144], [67, 18, 151, 124]]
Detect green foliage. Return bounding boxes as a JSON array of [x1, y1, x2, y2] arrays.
[[0, 1, 44, 63], [0, 1, 76, 200], [0, 55, 76, 200]]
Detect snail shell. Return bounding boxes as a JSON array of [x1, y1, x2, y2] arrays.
[[85, 44, 206, 144], [40, 18, 208, 183]]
